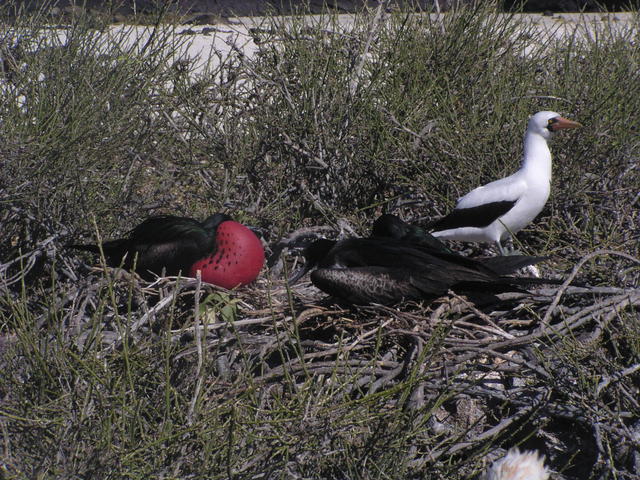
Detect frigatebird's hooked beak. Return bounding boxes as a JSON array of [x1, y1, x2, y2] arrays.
[[286, 238, 337, 284], [288, 261, 313, 284]]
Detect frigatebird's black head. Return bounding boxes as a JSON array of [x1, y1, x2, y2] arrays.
[[371, 214, 451, 253], [371, 214, 410, 239], [288, 238, 337, 284]]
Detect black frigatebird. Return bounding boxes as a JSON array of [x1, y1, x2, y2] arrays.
[[67, 213, 264, 289], [288, 214, 555, 305]]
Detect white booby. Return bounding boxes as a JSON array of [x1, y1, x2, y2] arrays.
[[485, 448, 550, 480], [430, 111, 582, 254]]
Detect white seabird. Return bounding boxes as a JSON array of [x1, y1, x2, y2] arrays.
[[430, 111, 582, 254], [484, 448, 550, 480]]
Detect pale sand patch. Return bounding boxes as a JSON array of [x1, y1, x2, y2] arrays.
[[175, 12, 637, 74], [2, 13, 636, 83]]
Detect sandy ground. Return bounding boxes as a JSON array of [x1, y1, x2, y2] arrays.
[[2, 12, 636, 85], [170, 12, 638, 74]]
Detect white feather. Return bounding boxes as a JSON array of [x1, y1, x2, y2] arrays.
[[432, 111, 579, 250], [485, 448, 550, 480]]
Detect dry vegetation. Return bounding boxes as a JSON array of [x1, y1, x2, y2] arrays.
[[0, 2, 639, 479]]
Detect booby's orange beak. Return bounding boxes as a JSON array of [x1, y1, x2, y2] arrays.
[[549, 116, 583, 131]]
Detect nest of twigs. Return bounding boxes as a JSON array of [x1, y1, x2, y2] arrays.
[[2, 232, 639, 478]]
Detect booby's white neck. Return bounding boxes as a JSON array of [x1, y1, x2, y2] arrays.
[[521, 130, 552, 180]]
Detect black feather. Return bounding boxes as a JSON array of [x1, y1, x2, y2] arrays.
[[478, 255, 549, 275], [371, 214, 451, 252], [293, 235, 555, 305], [429, 200, 517, 231], [66, 213, 231, 278], [370, 214, 545, 276]]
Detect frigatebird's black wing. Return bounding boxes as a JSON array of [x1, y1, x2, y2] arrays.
[[128, 216, 208, 244], [68, 215, 216, 277]]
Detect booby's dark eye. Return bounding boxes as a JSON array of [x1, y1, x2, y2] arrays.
[[546, 117, 558, 131]]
